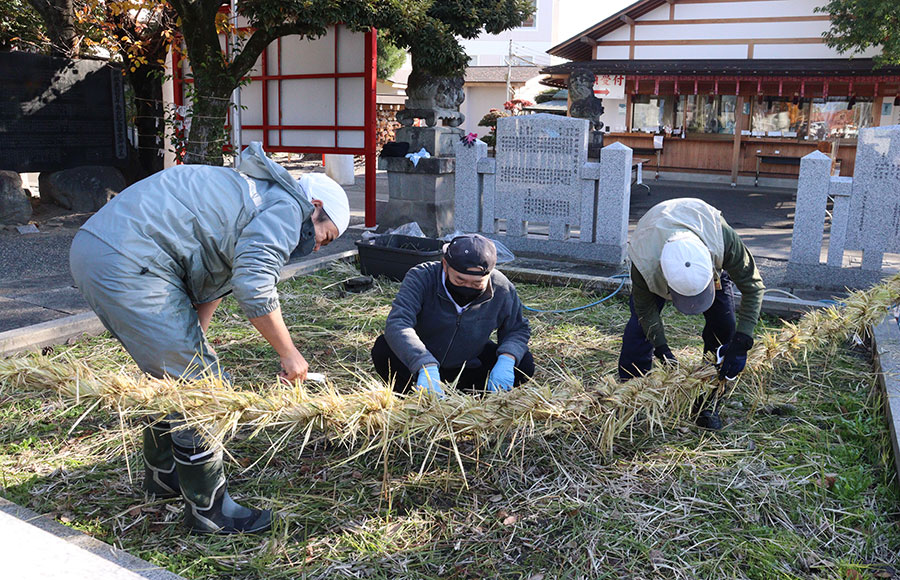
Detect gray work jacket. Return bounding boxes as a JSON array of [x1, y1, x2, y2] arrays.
[[80, 160, 315, 319], [385, 261, 531, 372]]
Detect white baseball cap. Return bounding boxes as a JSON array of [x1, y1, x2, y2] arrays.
[[660, 231, 714, 315], [298, 173, 350, 236]]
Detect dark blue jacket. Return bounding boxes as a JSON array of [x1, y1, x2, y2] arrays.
[[385, 261, 531, 372]]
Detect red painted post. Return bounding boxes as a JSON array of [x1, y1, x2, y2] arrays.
[[261, 47, 269, 149], [364, 29, 378, 228]]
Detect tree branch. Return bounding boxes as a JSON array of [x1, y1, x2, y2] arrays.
[[227, 24, 316, 79]]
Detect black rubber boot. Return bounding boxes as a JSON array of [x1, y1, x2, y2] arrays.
[[172, 428, 272, 534], [693, 392, 723, 430], [142, 416, 179, 498]]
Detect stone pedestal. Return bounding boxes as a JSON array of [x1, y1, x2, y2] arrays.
[[395, 126, 463, 158], [377, 156, 456, 237]]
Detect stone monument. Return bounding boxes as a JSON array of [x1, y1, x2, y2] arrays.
[[378, 68, 465, 235], [785, 125, 900, 289], [454, 113, 632, 264], [846, 125, 900, 271], [0, 52, 127, 173]]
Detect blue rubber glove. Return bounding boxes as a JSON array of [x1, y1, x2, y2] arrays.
[[487, 354, 516, 392], [716, 332, 753, 381], [415, 364, 444, 396]]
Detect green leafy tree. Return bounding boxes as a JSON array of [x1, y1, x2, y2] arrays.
[[817, 0, 900, 65], [377, 34, 405, 81], [385, 0, 533, 78], [171, 0, 533, 165], [19, 0, 177, 175], [0, 0, 46, 51]]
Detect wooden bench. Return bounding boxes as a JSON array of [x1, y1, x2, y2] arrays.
[[755, 153, 802, 186]]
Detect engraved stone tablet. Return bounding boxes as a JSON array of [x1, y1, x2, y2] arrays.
[[845, 125, 900, 270], [494, 114, 588, 239], [0, 52, 127, 172]]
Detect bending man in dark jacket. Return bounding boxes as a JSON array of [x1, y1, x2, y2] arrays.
[[372, 234, 534, 395], [619, 198, 765, 430]]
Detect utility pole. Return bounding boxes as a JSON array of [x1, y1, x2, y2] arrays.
[[506, 39, 513, 101]]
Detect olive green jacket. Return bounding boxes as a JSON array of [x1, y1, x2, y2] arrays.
[[630, 205, 765, 348]]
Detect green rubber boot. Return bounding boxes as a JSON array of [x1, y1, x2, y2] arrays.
[[142, 417, 179, 498], [172, 429, 272, 534]]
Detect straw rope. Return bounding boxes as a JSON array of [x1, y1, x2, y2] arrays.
[[2, 273, 899, 456]]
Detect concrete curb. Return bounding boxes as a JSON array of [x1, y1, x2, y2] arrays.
[[0, 250, 360, 358], [0, 312, 106, 358], [501, 265, 827, 318], [0, 497, 185, 580], [872, 312, 900, 483]]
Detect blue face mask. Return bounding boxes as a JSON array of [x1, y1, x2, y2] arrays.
[[293, 217, 316, 257]]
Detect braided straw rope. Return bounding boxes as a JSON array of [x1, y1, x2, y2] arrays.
[[2, 273, 898, 456]]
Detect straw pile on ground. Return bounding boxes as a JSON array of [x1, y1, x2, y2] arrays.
[[2, 272, 898, 457]]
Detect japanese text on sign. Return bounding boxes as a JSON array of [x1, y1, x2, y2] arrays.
[[593, 75, 626, 100]]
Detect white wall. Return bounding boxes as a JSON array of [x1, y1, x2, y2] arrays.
[[634, 44, 749, 60], [633, 21, 828, 42], [598, 98, 627, 133], [590, 0, 878, 61], [673, 0, 823, 20], [461, 77, 550, 137], [461, 85, 508, 137]]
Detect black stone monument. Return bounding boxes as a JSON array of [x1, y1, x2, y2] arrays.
[[0, 52, 127, 172]]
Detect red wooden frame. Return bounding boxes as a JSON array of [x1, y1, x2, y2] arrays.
[[173, 27, 378, 227]]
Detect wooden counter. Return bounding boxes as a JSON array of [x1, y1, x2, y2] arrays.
[[604, 133, 857, 178]]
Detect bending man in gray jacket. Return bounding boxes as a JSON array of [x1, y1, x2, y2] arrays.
[[372, 234, 534, 395], [69, 142, 350, 534]]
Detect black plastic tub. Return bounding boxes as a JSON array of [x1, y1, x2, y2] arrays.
[[355, 234, 444, 281]]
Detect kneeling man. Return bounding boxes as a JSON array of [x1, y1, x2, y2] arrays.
[[372, 234, 533, 395]]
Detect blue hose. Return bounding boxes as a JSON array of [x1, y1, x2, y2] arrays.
[[523, 274, 629, 314]]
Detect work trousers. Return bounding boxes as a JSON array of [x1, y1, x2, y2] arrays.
[[69, 230, 221, 381], [371, 334, 535, 393], [618, 271, 736, 380]]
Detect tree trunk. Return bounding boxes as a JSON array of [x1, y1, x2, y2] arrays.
[[28, 0, 76, 57], [171, 0, 273, 166], [177, 2, 235, 167], [182, 80, 231, 166], [128, 65, 166, 176]]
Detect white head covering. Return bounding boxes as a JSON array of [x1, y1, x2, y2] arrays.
[[238, 142, 350, 236], [299, 173, 350, 236], [660, 231, 715, 315]]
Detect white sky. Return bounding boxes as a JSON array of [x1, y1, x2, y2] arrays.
[[556, 0, 635, 43]]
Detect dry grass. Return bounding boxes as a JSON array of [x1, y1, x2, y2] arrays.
[[0, 262, 898, 579]]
